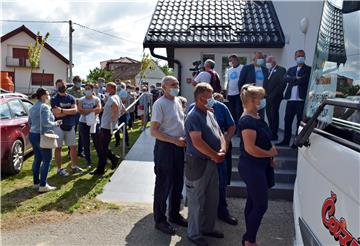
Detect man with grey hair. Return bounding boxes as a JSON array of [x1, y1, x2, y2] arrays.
[[192, 59, 222, 93], [185, 82, 226, 245], [264, 56, 286, 140], [150, 75, 187, 235]]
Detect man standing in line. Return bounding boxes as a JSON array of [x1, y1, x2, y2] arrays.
[[264, 56, 287, 140], [192, 59, 222, 93], [278, 50, 311, 148], [238, 52, 269, 119], [150, 76, 188, 235], [51, 79, 84, 176], [90, 82, 122, 175], [226, 54, 243, 125], [185, 83, 226, 246]]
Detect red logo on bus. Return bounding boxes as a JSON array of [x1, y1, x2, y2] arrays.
[[322, 192, 360, 246]]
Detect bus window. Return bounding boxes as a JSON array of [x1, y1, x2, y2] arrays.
[[304, 0, 360, 131]]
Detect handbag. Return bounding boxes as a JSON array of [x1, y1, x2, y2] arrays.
[[39, 105, 59, 149]]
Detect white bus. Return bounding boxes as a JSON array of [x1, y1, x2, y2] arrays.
[[293, 0, 360, 245]]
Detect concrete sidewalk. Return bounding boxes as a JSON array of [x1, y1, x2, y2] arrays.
[[97, 128, 156, 204]]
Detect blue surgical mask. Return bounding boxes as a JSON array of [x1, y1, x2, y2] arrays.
[[296, 56, 305, 65], [257, 99, 266, 110], [170, 88, 179, 97], [85, 90, 92, 97], [256, 59, 264, 66], [75, 82, 81, 88], [206, 97, 215, 108]]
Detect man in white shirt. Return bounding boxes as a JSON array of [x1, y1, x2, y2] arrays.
[[192, 59, 222, 93], [226, 54, 243, 125]]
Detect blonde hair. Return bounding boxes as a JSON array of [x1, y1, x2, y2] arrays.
[[213, 92, 224, 102], [240, 84, 265, 105]]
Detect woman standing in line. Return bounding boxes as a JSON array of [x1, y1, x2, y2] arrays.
[[29, 88, 61, 192], [237, 84, 278, 246]]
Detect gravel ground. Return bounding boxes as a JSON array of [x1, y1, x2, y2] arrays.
[[1, 198, 294, 246]]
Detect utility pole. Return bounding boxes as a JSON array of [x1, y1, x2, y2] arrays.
[[69, 20, 74, 83]]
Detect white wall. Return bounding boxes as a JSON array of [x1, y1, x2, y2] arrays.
[[135, 61, 166, 87], [1, 32, 68, 94], [172, 1, 324, 131]]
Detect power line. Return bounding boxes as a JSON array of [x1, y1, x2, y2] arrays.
[[73, 22, 141, 44], [0, 20, 68, 24]]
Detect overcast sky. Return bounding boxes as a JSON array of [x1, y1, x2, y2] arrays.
[[1, 0, 166, 79]]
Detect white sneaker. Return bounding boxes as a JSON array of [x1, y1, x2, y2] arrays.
[[39, 184, 56, 193], [33, 184, 40, 189]]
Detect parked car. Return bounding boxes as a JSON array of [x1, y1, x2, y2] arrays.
[[0, 88, 28, 99], [0, 95, 33, 175]]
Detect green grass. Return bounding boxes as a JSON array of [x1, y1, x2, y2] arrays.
[[1, 120, 146, 229]]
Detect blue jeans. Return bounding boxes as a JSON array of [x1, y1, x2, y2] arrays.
[[217, 161, 229, 218], [29, 132, 52, 186]]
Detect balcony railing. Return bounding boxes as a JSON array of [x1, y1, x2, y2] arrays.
[[6, 56, 39, 68]]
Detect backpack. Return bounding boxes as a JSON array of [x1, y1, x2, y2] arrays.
[[206, 70, 222, 93]]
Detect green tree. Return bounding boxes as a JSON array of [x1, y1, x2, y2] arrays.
[[27, 31, 50, 93], [159, 64, 174, 76], [86, 67, 113, 82]]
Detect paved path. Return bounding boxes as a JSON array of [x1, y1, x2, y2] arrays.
[[2, 199, 294, 246], [97, 129, 156, 204]]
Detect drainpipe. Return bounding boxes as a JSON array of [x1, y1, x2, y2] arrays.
[[149, 47, 182, 93]]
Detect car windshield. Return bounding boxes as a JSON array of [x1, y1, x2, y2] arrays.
[[304, 0, 360, 129]]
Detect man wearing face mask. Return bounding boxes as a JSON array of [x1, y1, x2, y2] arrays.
[[227, 54, 243, 125], [91, 82, 122, 175], [185, 83, 226, 246], [51, 79, 84, 176], [263, 56, 287, 141], [278, 50, 311, 148], [238, 52, 269, 119], [150, 76, 187, 235], [67, 75, 85, 158]]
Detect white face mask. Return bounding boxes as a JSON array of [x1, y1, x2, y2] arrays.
[[105, 92, 110, 97], [266, 63, 273, 70]]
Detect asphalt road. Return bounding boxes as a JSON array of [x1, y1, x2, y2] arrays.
[[2, 198, 294, 246]]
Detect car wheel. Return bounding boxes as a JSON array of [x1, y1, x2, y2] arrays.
[[7, 139, 24, 174]]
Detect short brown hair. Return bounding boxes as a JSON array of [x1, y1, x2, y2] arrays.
[[106, 82, 117, 91], [55, 79, 65, 86], [194, 83, 213, 100], [240, 84, 265, 105], [213, 92, 224, 102]]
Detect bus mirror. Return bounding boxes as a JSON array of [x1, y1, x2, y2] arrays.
[[294, 120, 317, 148]]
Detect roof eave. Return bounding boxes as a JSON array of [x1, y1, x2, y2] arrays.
[[143, 41, 285, 49]]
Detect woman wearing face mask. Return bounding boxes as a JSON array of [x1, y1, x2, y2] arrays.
[[237, 84, 278, 246], [29, 88, 61, 192], [78, 83, 102, 167]]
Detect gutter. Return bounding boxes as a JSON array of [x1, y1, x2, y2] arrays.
[[149, 47, 182, 94]]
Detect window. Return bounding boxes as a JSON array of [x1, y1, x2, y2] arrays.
[[8, 99, 28, 118], [304, 0, 360, 128], [13, 48, 28, 67], [31, 73, 54, 86], [21, 100, 33, 112], [0, 103, 11, 120]]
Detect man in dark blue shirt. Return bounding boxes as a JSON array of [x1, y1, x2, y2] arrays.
[[185, 83, 226, 246], [188, 93, 238, 226], [51, 79, 83, 176]]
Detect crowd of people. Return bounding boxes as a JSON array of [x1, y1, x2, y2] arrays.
[[150, 49, 311, 246], [28, 76, 159, 191], [28, 48, 311, 245]]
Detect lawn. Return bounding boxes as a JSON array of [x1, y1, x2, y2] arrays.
[[1, 120, 145, 230]]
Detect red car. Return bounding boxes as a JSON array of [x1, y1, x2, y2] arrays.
[[0, 94, 33, 175]]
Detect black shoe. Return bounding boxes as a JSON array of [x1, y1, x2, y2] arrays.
[[110, 156, 121, 170], [276, 141, 289, 147], [90, 169, 104, 175], [155, 221, 175, 235], [203, 230, 224, 238], [187, 237, 208, 246], [169, 215, 188, 227], [219, 215, 238, 226]]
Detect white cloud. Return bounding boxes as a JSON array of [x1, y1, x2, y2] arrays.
[[1, 0, 166, 80]]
